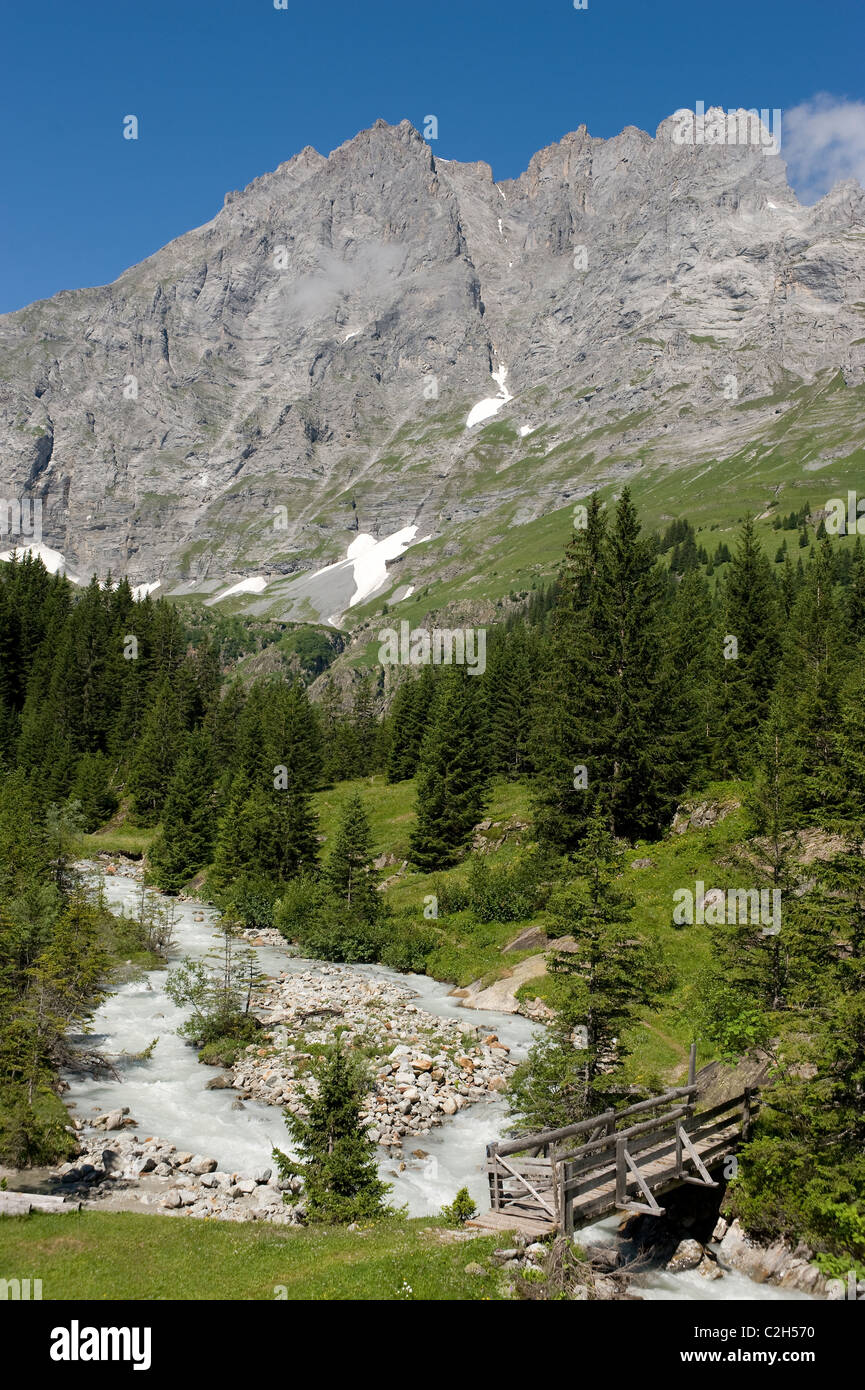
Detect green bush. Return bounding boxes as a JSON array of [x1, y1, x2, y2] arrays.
[[440, 1186, 478, 1226], [0, 1085, 77, 1167], [214, 875, 281, 932], [434, 847, 555, 924], [296, 906, 385, 963], [276, 881, 436, 972]]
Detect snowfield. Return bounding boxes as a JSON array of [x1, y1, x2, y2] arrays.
[[465, 363, 514, 429]]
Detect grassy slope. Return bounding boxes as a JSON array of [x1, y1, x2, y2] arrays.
[[314, 775, 752, 1087], [239, 372, 865, 636], [0, 1212, 505, 1301]]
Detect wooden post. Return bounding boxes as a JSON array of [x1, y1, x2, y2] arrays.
[[487, 1142, 501, 1210], [615, 1138, 627, 1207], [687, 1042, 697, 1120], [563, 1161, 574, 1237], [742, 1087, 752, 1142], [675, 1123, 683, 1178]]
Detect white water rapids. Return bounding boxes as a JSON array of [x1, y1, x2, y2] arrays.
[[64, 870, 810, 1301]]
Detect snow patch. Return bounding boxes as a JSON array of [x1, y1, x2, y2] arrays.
[[497, 217, 503, 236], [347, 527, 422, 608], [342, 330, 360, 342], [132, 581, 161, 601], [208, 576, 269, 604], [465, 363, 514, 429], [519, 425, 537, 438], [0, 542, 76, 579]]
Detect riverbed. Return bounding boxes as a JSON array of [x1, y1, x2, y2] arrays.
[[63, 866, 810, 1301]]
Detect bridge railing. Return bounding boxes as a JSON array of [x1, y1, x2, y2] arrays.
[[558, 1088, 758, 1229], [485, 1082, 700, 1222], [485, 1044, 760, 1230]]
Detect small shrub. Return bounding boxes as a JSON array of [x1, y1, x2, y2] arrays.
[[440, 1186, 478, 1226]]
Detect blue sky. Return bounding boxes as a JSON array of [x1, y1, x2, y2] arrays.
[[1, 0, 864, 313]]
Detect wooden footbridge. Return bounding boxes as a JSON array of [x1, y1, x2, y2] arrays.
[[471, 1047, 759, 1238]]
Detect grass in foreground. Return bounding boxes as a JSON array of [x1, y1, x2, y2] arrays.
[[0, 1211, 506, 1301]]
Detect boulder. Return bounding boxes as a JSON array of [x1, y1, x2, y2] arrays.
[[99, 1109, 126, 1132], [186, 1156, 218, 1175], [666, 1239, 704, 1273], [716, 1219, 829, 1295]]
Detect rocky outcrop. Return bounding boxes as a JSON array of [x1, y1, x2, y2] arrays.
[[672, 797, 741, 835], [715, 1218, 830, 1296], [2, 114, 864, 621]]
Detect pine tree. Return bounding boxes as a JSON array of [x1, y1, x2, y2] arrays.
[[148, 729, 218, 892], [773, 539, 847, 827], [272, 1037, 391, 1223], [712, 517, 781, 775], [534, 489, 679, 847], [510, 805, 659, 1124], [409, 667, 488, 870], [127, 675, 187, 823], [324, 792, 379, 922]]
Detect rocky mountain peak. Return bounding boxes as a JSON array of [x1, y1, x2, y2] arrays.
[[0, 112, 862, 622]]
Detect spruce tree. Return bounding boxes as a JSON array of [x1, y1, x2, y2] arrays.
[[846, 536, 865, 641], [544, 805, 657, 1111], [510, 804, 658, 1125], [532, 495, 607, 848], [712, 517, 781, 775], [409, 667, 488, 870], [70, 751, 118, 831], [148, 729, 218, 892], [486, 624, 537, 778], [324, 792, 379, 922], [534, 489, 678, 847], [272, 1036, 391, 1223], [773, 539, 847, 827], [127, 675, 187, 823], [385, 677, 419, 783]]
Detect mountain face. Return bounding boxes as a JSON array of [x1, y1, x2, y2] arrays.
[[1, 112, 864, 624]]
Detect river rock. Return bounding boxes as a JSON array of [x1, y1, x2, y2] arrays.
[[666, 1239, 704, 1272], [186, 1156, 218, 1175], [97, 1108, 127, 1131], [256, 1187, 284, 1208]]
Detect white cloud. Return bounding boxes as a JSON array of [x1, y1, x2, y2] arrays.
[[783, 94, 865, 204]]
